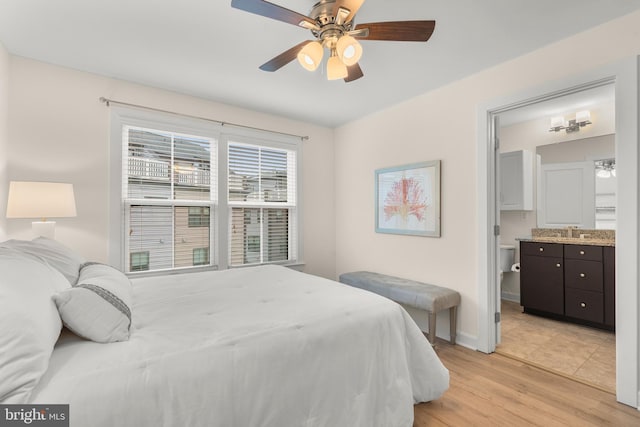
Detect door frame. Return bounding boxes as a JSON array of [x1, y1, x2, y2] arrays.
[[476, 57, 639, 407]]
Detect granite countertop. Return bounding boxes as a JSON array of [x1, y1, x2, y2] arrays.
[[518, 236, 616, 247]]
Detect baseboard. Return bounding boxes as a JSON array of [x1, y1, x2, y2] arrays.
[[451, 331, 477, 351], [501, 292, 520, 303]]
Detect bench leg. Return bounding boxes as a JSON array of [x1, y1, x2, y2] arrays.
[[428, 312, 437, 346], [449, 306, 458, 345]]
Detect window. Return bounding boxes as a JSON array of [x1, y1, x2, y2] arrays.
[[188, 206, 210, 227], [111, 108, 301, 274], [130, 251, 150, 272], [123, 125, 216, 273], [193, 247, 209, 266], [228, 142, 297, 267]]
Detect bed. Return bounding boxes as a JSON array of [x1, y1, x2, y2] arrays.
[[0, 239, 449, 427]]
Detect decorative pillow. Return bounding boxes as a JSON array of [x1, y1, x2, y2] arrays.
[[0, 237, 86, 286], [53, 263, 133, 343], [0, 248, 67, 403]]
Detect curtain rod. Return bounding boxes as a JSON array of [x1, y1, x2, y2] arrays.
[[99, 97, 309, 141]]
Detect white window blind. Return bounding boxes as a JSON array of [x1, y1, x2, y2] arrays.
[[123, 125, 217, 273], [228, 142, 297, 267]]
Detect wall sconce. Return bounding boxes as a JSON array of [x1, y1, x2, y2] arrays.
[[549, 110, 592, 133], [6, 181, 77, 239]]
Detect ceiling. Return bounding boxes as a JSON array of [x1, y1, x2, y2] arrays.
[[1, 0, 639, 128]]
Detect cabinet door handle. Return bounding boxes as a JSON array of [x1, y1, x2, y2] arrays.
[[580, 302, 587, 308], [539, 247, 544, 252], [580, 250, 585, 255], [580, 273, 586, 278], [556, 263, 561, 268]]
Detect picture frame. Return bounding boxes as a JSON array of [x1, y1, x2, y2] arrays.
[[375, 160, 441, 237]]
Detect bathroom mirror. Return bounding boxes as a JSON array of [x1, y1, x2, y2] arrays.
[[536, 134, 615, 229]]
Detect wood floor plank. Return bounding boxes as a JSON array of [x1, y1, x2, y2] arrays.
[[414, 341, 640, 427]]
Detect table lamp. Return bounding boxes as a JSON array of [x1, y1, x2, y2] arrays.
[[6, 181, 77, 239]]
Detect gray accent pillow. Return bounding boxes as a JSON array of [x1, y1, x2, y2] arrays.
[[53, 263, 133, 343]]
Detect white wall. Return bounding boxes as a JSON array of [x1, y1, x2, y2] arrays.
[[6, 57, 336, 279], [0, 41, 8, 241], [334, 10, 640, 346]]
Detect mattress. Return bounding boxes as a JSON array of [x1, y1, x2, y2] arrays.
[[30, 265, 449, 427]]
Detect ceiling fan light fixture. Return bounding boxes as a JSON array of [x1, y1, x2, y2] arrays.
[[297, 41, 324, 71], [327, 55, 348, 80], [336, 35, 362, 66]]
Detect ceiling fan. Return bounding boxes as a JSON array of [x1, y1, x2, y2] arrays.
[[230, 0, 436, 82]]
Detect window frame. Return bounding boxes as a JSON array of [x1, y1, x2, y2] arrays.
[[109, 107, 304, 276]]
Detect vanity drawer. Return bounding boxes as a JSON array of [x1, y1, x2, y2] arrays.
[[520, 242, 563, 258], [564, 259, 603, 292], [564, 244, 602, 261], [565, 288, 604, 324]]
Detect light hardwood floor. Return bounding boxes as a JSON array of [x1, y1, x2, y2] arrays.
[[413, 341, 640, 426]]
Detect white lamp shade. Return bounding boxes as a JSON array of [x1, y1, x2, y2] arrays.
[[336, 35, 362, 66], [6, 181, 77, 219], [550, 116, 565, 129], [327, 55, 348, 80], [575, 110, 591, 123], [297, 41, 323, 71]]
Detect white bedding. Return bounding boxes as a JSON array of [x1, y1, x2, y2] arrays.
[[30, 265, 449, 427]]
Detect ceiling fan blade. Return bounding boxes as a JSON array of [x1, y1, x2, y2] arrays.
[[344, 63, 364, 83], [231, 0, 318, 30], [333, 0, 365, 24], [259, 40, 312, 72], [354, 20, 436, 42]]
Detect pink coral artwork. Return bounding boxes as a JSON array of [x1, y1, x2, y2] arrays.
[[383, 177, 428, 222], [376, 160, 440, 237]]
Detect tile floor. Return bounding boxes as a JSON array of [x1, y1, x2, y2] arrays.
[[497, 300, 616, 393]]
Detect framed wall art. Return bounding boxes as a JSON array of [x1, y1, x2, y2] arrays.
[[375, 160, 441, 237]]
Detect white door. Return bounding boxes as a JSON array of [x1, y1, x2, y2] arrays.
[[537, 161, 596, 228]]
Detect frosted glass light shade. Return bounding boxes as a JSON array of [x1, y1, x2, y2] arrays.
[[327, 56, 348, 80], [550, 116, 565, 129], [575, 110, 591, 124], [336, 35, 362, 66], [6, 181, 77, 219], [297, 41, 323, 71]]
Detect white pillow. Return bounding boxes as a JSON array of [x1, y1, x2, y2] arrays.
[[0, 237, 85, 286], [0, 248, 67, 403], [53, 263, 133, 343]]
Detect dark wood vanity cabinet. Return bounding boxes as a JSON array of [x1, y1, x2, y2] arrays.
[[603, 246, 615, 327], [520, 241, 615, 330], [520, 242, 564, 315]]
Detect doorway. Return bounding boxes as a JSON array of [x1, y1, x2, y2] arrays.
[[494, 83, 616, 392], [476, 57, 639, 408]]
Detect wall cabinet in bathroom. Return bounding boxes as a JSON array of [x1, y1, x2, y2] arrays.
[[520, 241, 615, 330], [500, 149, 533, 211]]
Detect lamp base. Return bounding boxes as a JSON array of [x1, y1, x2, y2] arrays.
[[32, 221, 56, 239]]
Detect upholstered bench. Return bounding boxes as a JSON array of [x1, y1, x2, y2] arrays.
[[339, 271, 461, 346]]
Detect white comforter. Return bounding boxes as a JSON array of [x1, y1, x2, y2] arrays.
[[30, 265, 449, 427]]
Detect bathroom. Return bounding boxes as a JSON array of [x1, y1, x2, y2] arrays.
[[496, 83, 616, 392]]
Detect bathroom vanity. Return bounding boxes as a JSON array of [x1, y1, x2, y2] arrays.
[[519, 239, 615, 330]]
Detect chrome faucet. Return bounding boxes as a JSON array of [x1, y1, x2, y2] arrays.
[[566, 225, 578, 238]]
